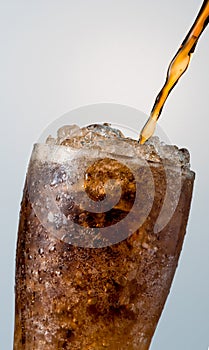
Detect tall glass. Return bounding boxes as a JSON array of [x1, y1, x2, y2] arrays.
[[13, 125, 194, 350]]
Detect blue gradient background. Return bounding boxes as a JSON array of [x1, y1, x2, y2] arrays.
[[0, 1, 209, 349]]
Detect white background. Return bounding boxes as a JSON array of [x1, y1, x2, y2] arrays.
[[0, 0, 209, 349]]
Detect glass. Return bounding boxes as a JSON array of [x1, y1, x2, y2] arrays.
[[13, 125, 194, 350]]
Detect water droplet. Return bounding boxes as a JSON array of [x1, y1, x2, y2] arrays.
[[50, 166, 68, 186], [49, 244, 56, 253], [142, 242, 149, 250], [87, 297, 97, 305], [55, 270, 61, 276], [38, 248, 44, 255]]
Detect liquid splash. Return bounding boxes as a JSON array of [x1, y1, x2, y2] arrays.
[[140, 0, 209, 144]]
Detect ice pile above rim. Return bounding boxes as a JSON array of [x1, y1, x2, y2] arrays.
[[44, 123, 191, 169]]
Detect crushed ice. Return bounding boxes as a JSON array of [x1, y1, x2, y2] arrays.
[[45, 123, 191, 168]]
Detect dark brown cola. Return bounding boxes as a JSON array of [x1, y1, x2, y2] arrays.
[[14, 124, 194, 350]]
